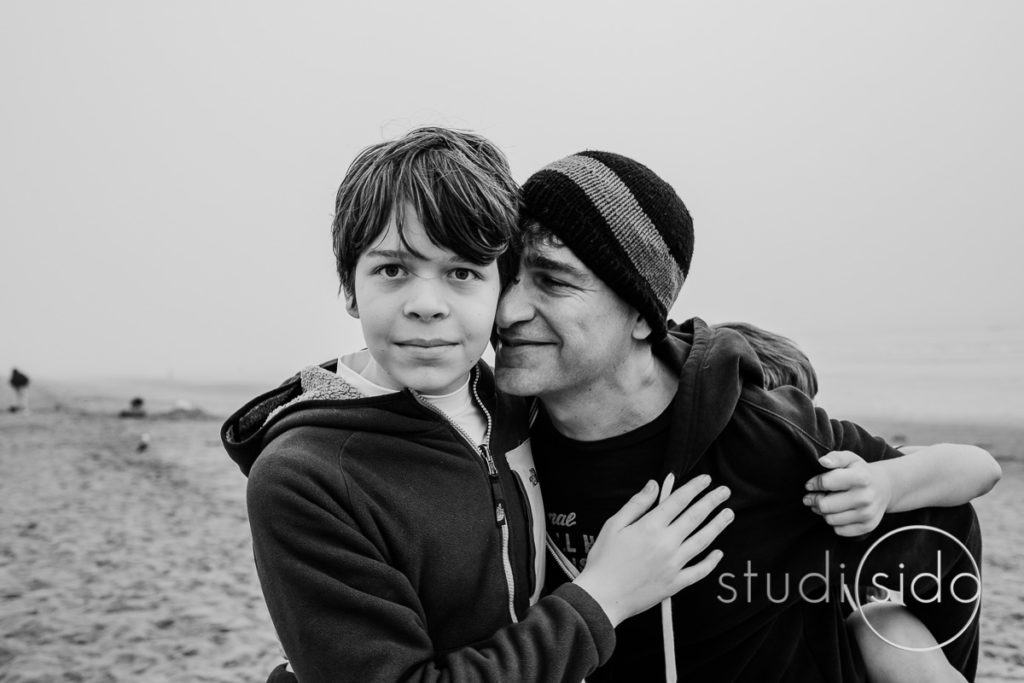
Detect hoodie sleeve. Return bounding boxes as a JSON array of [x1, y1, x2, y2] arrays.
[[246, 444, 614, 683], [738, 385, 902, 465], [737, 387, 981, 672]]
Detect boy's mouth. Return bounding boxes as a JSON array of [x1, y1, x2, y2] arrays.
[[397, 338, 458, 348]]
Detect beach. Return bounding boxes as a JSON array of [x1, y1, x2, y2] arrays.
[[0, 407, 281, 682], [1, 384, 1022, 681]]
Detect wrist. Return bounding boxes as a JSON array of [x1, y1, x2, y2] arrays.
[[874, 459, 903, 513], [572, 573, 626, 627]]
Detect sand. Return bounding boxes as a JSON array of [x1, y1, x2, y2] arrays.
[[0, 409, 281, 682], [1, 395, 1022, 681]]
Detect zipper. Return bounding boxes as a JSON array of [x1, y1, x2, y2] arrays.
[[546, 534, 580, 580], [411, 369, 518, 625]]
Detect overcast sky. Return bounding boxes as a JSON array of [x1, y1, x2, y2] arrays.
[[2, 1, 1022, 386]]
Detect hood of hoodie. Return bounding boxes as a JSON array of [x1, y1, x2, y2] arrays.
[[657, 317, 765, 479], [221, 358, 495, 476]]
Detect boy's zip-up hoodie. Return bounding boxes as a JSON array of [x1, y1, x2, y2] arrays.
[[222, 359, 614, 683], [564, 317, 981, 682]]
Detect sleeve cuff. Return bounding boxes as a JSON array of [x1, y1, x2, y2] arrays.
[[551, 582, 617, 665]]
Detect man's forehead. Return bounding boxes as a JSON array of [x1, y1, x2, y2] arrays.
[[522, 242, 594, 280]]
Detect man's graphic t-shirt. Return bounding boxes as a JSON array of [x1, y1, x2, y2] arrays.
[[533, 403, 673, 682]]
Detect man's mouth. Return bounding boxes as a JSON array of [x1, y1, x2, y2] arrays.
[[497, 336, 553, 348]]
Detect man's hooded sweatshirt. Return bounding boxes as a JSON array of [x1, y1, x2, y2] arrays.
[[222, 360, 614, 683], [544, 318, 982, 682]]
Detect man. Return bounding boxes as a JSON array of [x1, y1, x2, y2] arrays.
[[495, 151, 991, 681]]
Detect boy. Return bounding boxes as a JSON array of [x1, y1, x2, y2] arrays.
[[711, 322, 818, 398], [221, 128, 732, 682]]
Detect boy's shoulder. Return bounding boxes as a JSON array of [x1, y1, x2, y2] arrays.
[[222, 358, 398, 476]]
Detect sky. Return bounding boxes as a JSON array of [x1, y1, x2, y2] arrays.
[[2, 2, 1022, 402]]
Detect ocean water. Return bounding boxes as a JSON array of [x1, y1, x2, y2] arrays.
[[805, 322, 1024, 425], [19, 377, 270, 419], [19, 321, 1024, 427]]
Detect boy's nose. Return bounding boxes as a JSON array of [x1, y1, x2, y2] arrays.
[[496, 277, 534, 328], [403, 278, 450, 320]]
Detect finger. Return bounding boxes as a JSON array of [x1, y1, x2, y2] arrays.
[[802, 492, 824, 514], [822, 509, 867, 527], [606, 479, 659, 529], [643, 474, 714, 526], [667, 485, 731, 538], [818, 450, 862, 469], [834, 523, 873, 538], [803, 490, 863, 515], [658, 472, 676, 505], [804, 452, 867, 491], [805, 467, 865, 493], [675, 507, 734, 560], [674, 549, 725, 590]]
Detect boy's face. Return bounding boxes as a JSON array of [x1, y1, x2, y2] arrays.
[[349, 205, 501, 395], [494, 239, 648, 400]]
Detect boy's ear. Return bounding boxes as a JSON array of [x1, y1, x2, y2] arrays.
[[345, 292, 359, 319], [631, 312, 653, 341]]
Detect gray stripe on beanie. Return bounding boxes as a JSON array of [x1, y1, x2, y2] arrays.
[[546, 155, 684, 310]]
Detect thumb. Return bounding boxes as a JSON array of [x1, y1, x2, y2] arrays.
[[819, 450, 861, 469], [607, 479, 659, 529]]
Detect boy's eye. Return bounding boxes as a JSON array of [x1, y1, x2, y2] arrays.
[[374, 264, 406, 278], [450, 268, 480, 281]]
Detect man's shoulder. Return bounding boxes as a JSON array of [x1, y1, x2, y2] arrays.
[[729, 384, 892, 463], [723, 384, 839, 456], [737, 384, 819, 428]]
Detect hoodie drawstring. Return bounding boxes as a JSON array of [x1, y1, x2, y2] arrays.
[[658, 473, 678, 683]]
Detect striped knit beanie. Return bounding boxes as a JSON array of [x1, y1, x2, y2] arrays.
[[521, 151, 693, 339]]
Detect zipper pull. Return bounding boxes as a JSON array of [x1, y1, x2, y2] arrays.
[[495, 500, 506, 526], [481, 443, 499, 478]]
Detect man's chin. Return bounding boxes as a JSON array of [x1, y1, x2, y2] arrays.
[[494, 366, 541, 397]]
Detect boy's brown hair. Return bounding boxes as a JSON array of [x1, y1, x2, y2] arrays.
[[332, 127, 520, 300], [714, 321, 819, 398]]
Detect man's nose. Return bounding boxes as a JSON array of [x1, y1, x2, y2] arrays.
[[403, 278, 450, 320], [496, 276, 534, 329]]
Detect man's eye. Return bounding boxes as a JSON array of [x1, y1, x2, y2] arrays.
[[541, 276, 568, 289], [450, 268, 480, 281]]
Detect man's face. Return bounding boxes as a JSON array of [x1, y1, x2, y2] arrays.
[[349, 206, 501, 395], [494, 239, 645, 400]]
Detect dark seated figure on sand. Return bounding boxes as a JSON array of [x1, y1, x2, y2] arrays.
[[8, 367, 29, 413], [119, 397, 147, 419]]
